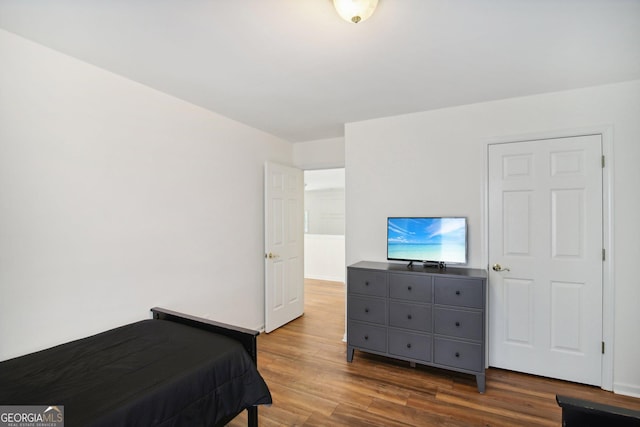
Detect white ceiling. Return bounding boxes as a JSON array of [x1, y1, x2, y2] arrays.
[[1, 0, 639, 143]]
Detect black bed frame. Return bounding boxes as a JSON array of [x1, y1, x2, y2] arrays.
[[556, 394, 640, 427], [150, 307, 262, 427]]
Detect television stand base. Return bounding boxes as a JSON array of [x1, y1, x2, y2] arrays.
[[407, 261, 446, 269], [424, 261, 446, 269]]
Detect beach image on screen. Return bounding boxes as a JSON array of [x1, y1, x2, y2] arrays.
[[387, 217, 466, 263]]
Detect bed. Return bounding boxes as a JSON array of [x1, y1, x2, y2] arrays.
[[556, 394, 640, 427], [0, 307, 272, 427]]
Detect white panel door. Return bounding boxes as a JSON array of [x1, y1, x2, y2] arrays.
[[264, 162, 304, 333], [488, 135, 603, 386]]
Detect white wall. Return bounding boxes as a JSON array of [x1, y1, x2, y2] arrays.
[[303, 234, 345, 283], [303, 188, 345, 280], [295, 139, 346, 283], [0, 30, 292, 361], [304, 188, 345, 235], [345, 80, 640, 396], [293, 137, 345, 170]]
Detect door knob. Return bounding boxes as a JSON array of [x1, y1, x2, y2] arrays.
[[266, 252, 280, 259], [492, 263, 510, 272]]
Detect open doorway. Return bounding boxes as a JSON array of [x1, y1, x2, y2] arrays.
[[303, 168, 345, 283]]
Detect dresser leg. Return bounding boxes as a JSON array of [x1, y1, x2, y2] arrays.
[[476, 373, 486, 393], [347, 346, 354, 362]]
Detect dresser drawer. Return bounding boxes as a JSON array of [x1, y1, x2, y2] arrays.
[[348, 269, 388, 297], [349, 322, 386, 353], [389, 274, 432, 302], [434, 337, 482, 372], [389, 301, 431, 332], [348, 296, 387, 324], [434, 277, 483, 308], [434, 307, 483, 341], [388, 330, 431, 362]]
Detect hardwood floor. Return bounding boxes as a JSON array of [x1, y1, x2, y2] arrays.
[[229, 279, 640, 426]]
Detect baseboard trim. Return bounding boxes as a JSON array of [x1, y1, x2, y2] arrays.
[[613, 382, 640, 398], [304, 274, 345, 283]]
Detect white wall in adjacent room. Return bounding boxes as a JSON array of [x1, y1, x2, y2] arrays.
[[345, 80, 640, 396], [296, 141, 346, 283], [0, 29, 292, 361], [304, 188, 345, 235], [303, 169, 346, 282], [304, 234, 345, 283]]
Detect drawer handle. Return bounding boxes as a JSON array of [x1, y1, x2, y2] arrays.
[[407, 314, 412, 320], [365, 281, 369, 286], [407, 286, 412, 291], [406, 343, 412, 349], [455, 290, 461, 296], [455, 321, 460, 327], [364, 335, 369, 340], [364, 308, 369, 313], [455, 352, 460, 358]]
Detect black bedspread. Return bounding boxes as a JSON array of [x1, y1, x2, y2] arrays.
[[0, 319, 272, 426]]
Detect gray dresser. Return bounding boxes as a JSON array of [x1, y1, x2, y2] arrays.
[[346, 261, 487, 393]]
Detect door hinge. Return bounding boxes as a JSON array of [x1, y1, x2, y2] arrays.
[[602, 248, 606, 261], [602, 155, 605, 168], [602, 341, 605, 354]]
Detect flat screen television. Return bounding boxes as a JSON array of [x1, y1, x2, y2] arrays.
[[387, 217, 467, 266]]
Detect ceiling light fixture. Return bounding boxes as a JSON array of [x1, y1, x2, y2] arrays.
[[333, 0, 378, 24]]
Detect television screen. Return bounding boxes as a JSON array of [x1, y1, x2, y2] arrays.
[[387, 217, 467, 265]]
